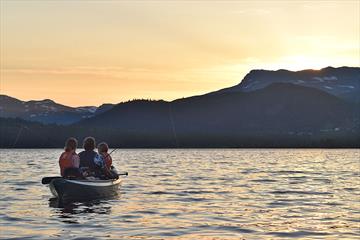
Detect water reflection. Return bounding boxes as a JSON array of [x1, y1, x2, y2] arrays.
[[49, 197, 112, 223], [0, 149, 359, 239]]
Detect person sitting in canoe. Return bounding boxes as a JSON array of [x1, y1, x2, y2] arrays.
[[97, 142, 118, 179], [98, 142, 112, 168], [59, 137, 82, 178], [79, 136, 99, 177]]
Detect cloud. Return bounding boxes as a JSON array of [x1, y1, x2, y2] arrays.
[[231, 8, 272, 15], [2, 66, 167, 77]]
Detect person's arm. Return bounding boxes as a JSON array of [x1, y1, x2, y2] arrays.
[[101, 154, 115, 178], [104, 154, 112, 169], [108, 155, 113, 167], [59, 153, 64, 176], [59, 153, 62, 166]]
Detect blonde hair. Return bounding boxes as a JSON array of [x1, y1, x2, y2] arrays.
[[98, 142, 109, 154], [65, 137, 78, 152]]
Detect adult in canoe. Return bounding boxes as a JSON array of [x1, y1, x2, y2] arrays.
[[79, 136, 99, 177], [59, 137, 82, 178]]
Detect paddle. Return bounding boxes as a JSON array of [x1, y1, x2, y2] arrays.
[[41, 172, 128, 184], [118, 171, 129, 176], [112, 171, 129, 180], [41, 176, 62, 184]]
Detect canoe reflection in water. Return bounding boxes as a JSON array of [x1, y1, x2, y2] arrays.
[[49, 198, 113, 223], [45, 175, 123, 224]]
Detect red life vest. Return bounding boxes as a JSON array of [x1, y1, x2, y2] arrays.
[[100, 153, 112, 169], [59, 152, 78, 176], [104, 155, 112, 169]]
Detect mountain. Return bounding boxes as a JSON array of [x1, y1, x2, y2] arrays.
[[1, 66, 359, 148], [95, 104, 115, 115], [212, 66, 360, 103], [0, 95, 114, 125], [75, 82, 359, 147]]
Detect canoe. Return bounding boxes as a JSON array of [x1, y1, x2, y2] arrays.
[[49, 178, 122, 202]]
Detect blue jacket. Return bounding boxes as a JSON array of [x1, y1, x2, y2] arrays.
[[79, 150, 98, 171]]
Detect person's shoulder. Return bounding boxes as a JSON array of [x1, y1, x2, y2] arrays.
[[72, 153, 80, 160], [59, 151, 67, 157]]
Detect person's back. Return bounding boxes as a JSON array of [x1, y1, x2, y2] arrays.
[[79, 150, 97, 169], [59, 137, 81, 178], [78, 136, 99, 176]]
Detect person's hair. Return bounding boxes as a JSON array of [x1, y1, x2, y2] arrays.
[[65, 137, 78, 152], [83, 136, 96, 151], [98, 142, 109, 154]]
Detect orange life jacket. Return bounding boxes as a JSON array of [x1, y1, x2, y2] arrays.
[[101, 153, 112, 169], [104, 155, 112, 169], [59, 152, 77, 176]]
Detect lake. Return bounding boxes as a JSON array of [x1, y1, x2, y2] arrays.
[[0, 149, 359, 239]]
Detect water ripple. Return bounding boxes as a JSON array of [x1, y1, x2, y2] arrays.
[[0, 149, 359, 239]]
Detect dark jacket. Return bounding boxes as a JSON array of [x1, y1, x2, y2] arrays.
[[79, 150, 98, 171]]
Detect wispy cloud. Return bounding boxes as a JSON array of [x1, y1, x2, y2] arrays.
[[231, 8, 272, 16], [2, 66, 171, 77]]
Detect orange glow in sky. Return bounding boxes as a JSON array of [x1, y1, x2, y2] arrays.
[[1, 1, 359, 106]]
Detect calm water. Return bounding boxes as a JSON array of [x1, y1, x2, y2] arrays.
[[0, 149, 359, 239]]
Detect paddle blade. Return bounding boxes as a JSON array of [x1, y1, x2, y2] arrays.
[[42, 176, 62, 184], [118, 171, 128, 176]]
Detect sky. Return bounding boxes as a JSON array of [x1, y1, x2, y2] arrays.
[[1, 1, 359, 107]]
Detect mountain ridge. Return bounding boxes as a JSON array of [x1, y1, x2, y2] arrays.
[[0, 94, 115, 125], [1, 81, 358, 148], [211, 66, 360, 103], [0, 66, 359, 148]]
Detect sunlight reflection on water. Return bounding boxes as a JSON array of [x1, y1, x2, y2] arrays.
[[0, 149, 359, 239]]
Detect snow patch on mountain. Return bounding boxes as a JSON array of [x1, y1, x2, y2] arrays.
[[76, 106, 98, 114], [212, 66, 360, 103], [313, 76, 338, 82], [338, 85, 355, 89]]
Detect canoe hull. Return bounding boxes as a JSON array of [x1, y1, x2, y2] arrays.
[[49, 178, 122, 202]]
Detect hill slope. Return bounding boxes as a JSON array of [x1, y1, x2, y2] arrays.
[[75, 83, 359, 147], [0, 95, 114, 125], [1, 66, 359, 148], [212, 66, 360, 103]]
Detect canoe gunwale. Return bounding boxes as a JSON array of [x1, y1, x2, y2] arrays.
[[66, 178, 122, 186]]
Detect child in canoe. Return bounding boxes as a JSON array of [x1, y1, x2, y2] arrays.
[[59, 137, 82, 178], [96, 142, 118, 179]]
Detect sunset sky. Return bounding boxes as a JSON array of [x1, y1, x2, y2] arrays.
[[1, 1, 359, 107]]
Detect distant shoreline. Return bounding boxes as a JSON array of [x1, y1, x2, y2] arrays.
[[1, 67, 359, 149], [1, 147, 359, 149]]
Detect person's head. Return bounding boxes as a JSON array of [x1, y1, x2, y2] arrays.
[[65, 137, 78, 152], [98, 142, 109, 154], [83, 136, 96, 151]]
